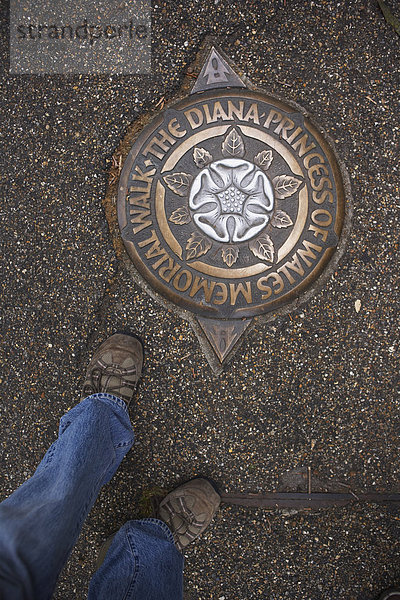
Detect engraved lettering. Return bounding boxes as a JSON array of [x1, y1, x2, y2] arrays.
[[212, 101, 229, 122], [131, 165, 156, 184], [142, 129, 176, 159], [184, 108, 203, 129], [308, 224, 328, 242], [137, 229, 159, 249], [129, 209, 152, 234], [256, 276, 272, 299], [189, 276, 216, 302], [311, 209, 333, 227], [138, 231, 168, 262], [308, 163, 331, 192], [168, 117, 187, 138], [151, 252, 170, 270], [303, 152, 325, 169], [297, 240, 323, 267], [227, 100, 245, 120], [229, 281, 252, 305], [203, 103, 213, 123], [274, 116, 295, 139], [213, 283, 228, 305], [172, 269, 193, 292], [243, 103, 260, 125], [158, 259, 181, 282], [263, 109, 282, 129], [278, 255, 305, 284], [285, 126, 303, 144], [278, 240, 323, 283], [128, 192, 150, 209], [268, 272, 285, 294], [312, 189, 334, 204], [291, 133, 316, 157], [128, 165, 155, 210]]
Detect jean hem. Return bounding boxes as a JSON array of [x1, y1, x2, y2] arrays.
[[82, 393, 128, 414], [136, 518, 175, 546]]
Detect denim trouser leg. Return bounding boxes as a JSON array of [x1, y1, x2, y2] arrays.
[[88, 519, 184, 600], [0, 393, 183, 600]]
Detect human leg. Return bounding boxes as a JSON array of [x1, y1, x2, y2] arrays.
[[88, 478, 220, 600], [0, 334, 143, 600], [88, 519, 184, 600]]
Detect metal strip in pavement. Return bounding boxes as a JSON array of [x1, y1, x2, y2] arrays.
[[220, 492, 400, 509]]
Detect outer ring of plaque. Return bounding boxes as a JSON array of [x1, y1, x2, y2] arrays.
[[117, 88, 349, 321]]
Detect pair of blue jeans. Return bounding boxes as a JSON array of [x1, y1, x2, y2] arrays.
[[0, 394, 184, 599]]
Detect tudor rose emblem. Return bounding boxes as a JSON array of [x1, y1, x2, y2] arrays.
[[166, 128, 302, 265], [116, 47, 349, 371]]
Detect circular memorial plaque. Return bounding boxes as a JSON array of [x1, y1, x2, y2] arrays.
[[118, 89, 345, 321]]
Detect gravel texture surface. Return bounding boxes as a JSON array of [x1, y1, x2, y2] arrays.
[[1, 1, 399, 599]]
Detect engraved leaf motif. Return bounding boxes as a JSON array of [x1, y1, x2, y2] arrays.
[[186, 232, 212, 260], [221, 246, 239, 267], [248, 233, 275, 263], [169, 206, 192, 225], [222, 128, 245, 158], [193, 147, 213, 168], [254, 150, 273, 171], [272, 175, 302, 199], [163, 172, 193, 197], [270, 209, 293, 228]]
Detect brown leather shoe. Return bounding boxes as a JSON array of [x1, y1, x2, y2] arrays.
[[82, 333, 143, 405], [378, 590, 400, 600], [157, 478, 220, 551]]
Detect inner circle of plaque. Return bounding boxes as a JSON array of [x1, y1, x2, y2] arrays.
[[118, 89, 345, 321], [188, 158, 275, 243]]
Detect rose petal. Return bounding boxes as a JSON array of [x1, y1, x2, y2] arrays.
[[193, 206, 228, 242], [231, 160, 254, 189], [208, 161, 231, 190], [190, 188, 218, 210]]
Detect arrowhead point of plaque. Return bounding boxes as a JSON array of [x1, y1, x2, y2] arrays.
[[196, 317, 252, 364], [190, 47, 247, 94]]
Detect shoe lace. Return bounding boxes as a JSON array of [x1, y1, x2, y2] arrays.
[[161, 497, 206, 549], [82, 364, 137, 401]]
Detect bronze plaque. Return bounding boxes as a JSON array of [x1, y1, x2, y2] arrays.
[[116, 47, 350, 370]]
